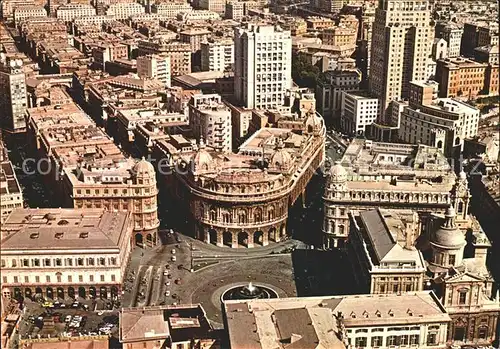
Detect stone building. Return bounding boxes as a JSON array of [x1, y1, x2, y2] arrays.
[[0, 139, 23, 224], [156, 104, 325, 248], [1, 209, 133, 301], [323, 139, 455, 249]]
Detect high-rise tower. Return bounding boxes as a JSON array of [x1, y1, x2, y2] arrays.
[[369, 0, 433, 120], [234, 24, 292, 110], [0, 55, 27, 133]]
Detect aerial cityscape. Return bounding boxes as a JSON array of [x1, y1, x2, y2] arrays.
[[0, 0, 498, 348]]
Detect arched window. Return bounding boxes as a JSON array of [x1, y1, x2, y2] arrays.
[[458, 202, 464, 213], [254, 208, 262, 222], [238, 211, 247, 224], [437, 140, 443, 149]]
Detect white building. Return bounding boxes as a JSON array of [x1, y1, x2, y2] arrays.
[[151, 2, 192, 18], [189, 94, 232, 152], [198, 0, 225, 15], [340, 91, 379, 136], [399, 81, 480, 157], [0, 209, 133, 300], [56, 3, 96, 22], [369, 0, 434, 119], [200, 39, 234, 72], [234, 24, 292, 110], [0, 56, 27, 133], [137, 54, 171, 88], [105, 2, 145, 20], [13, 5, 47, 26]]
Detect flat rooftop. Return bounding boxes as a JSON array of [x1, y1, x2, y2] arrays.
[[1, 209, 130, 251]]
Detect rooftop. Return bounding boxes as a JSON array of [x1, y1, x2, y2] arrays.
[[1, 209, 130, 251]]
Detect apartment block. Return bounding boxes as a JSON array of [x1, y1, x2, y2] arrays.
[[200, 39, 234, 72], [198, 0, 225, 16], [322, 26, 357, 47], [105, 2, 145, 19], [137, 54, 171, 88], [369, 0, 433, 119], [56, 3, 96, 22], [0, 142, 23, 224], [340, 91, 379, 136], [435, 57, 498, 98], [435, 22, 463, 58], [189, 93, 232, 152], [151, 2, 192, 18], [13, 5, 47, 26], [234, 24, 292, 110], [461, 22, 499, 57], [138, 40, 191, 76]]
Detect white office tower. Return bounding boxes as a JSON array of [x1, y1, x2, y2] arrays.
[[369, 0, 433, 120], [234, 24, 292, 110], [0, 55, 27, 133], [137, 54, 171, 88]]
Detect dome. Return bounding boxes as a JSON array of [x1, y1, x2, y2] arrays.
[[134, 157, 155, 178], [329, 161, 347, 183], [270, 148, 292, 169], [305, 110, 323, 133], [430, 206, 466, 249]]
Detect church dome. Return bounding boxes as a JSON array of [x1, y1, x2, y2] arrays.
[[430, 206, 466, 249], [271, 148, 292, 169], [305, 110, 323, 133], [191, 138, 214, 172], [329, 161, 347, 183], [134, 157, 155, 178]]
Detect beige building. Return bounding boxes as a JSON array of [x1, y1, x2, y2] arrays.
[[137, 54, 171, 88], [224, 291, 451, 349], [13, 5, 47, 26], [398, 81, 480, 157], [189, 94, 232, 153], [151, 2, 192, 18], [0, 142, 23, 224], [322, 26, 357, 47], [25, 102, 160, 246], [157, 94, 325, 248], [234, 24, 292, 110], [56, 3, 96, 22], [349, 208, 426, 294], [369, 0, 433, 119], [179, 29, 211, 53], [0, 209, 133, 300], [198, 0, 225, 16], [323, 139, 455, 249], [105, 2, 145, 19], [119, 304, 219, 349], [138, 40, 191, 76]]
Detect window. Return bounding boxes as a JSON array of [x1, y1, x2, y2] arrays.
[[24, 276, 29, 283], [55, 258, 62, 266], [68, 275, 72, 282], [410, 334, 420, 345], [79, 275, 83, 282], [14, 276, 18, 283], [427, 332, 437, 345], [89, 275, 94, 282], [111, 274, 116, 282], [1, 260, 5, 268], [2, 276, 7, 283], [355, 329, 368, 333], [355, 337, 367, 348], [35, 276, 40, 283], [387, 335, 397, 346], [478, 327, 488, 339], [371, 336, 383, 347], [46, 275, 50, 283], [11, 260, 16, 267], [100, 275, 105, 282], [77, 258, 84, 266], [459, 291, 467, 305], [448, 255, 456, 265], [67, 258, 73, 266]]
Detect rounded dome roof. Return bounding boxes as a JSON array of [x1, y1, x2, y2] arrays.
[[305, 110, 323, 131], [134, 158, 155, 177], [192, 148, 213, 170], [431, 206, 466, 249], [271, 148, 292, 169], [330, 161, 347, 182]]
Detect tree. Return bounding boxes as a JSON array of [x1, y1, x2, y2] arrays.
[[292, 54, 320, 89]]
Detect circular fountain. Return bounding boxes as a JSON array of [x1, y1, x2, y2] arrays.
[[221, 282, 279, 301]]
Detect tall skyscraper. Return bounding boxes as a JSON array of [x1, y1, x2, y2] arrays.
[[0, 55, 27, 133], [234, 24, 292, 110], [369, 0, 433, 120]]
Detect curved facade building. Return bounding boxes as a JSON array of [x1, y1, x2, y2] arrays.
[[158, 111, 325, 248]]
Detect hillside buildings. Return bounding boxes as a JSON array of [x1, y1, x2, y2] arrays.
[[234, 24, 292, 110], [369, 0, 434, 119]]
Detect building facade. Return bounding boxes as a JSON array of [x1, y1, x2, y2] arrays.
[[137, 54, 171, 88], [0, 56, 27, 133], [137, 40, 191, 77], [0, 141, 23, 224], [323, 139, 455, 249], [436, 22, 463, 58], [234, 24, 292, 110], [188, 94, 232, 153], [200, 39, 234, 72], [0, 209, 133, 301], [340, 91, 379, 136], [369, 0, 433, 119], [56, 4, 96, 22]]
